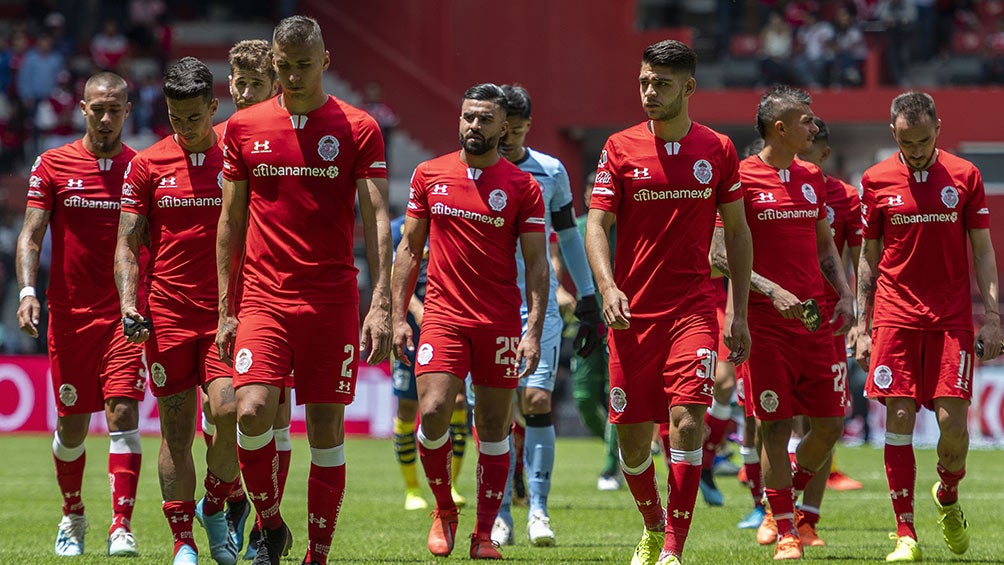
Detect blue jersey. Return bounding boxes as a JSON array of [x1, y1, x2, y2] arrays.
[[514, 148, 569, 318], [391, 215, 428, 332]]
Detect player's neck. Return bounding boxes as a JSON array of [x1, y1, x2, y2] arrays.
[[648, 116, 692, 142], [279, 91, 328, 116], [758, 143, 797, 170], [81, 135, 122, 159], [460, 149, 501, 169], [174, 130, 217, 154]]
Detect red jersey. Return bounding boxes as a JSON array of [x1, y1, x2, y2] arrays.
[[821, 175, 862, 312], [861, 150, 990, 331], [120, 134, 224, 315], [589, 121, 742, 320], [741, 156, 827, 330], [27, 139, 136, 316], [222, 95, 387, 305], [407, 153, 545, 327]]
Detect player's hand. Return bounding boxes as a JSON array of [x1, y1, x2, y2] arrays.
[[724, 314, 751, 364], [846, 323, 862, 352], [854, 326, 871, 371], [361, 306, 392, 364], [975, 317, 1003, 361], [601, 286, 631, 330], [516, 335, 541, 379], [216, 314, 238, 366], [392, 317, 414, 367], [831, 295, 855, 335], [770, 286, 803, 320], [121, 307, 151, 344], [573, 294, 604, 357], [556, 286, 576, 319], [17, 295, 41, 338]]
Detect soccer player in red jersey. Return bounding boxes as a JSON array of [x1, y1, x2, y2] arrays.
[[585, 40, 753, 565], [16, 72, 145, 558], [217, 16, 392, 565], [855, 92, 1000, 562], [734, 86, 855, 560], [114, 57, 239, 565], [391, 83, 548, 560]]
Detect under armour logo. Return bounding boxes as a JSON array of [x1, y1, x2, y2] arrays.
[[64, 490, 80, 498], [159, 177, 177, 188], [189, 152, 206, 166], [66, 179, 84, 189], [637, 499, 654, 506], [170, 514, 190, 523], [432, 184, 448, 195], [308, 513, 327, 529], [889, 488, 910, 499], [253, 140, 271, 152], [117, 496, 135, 507], [673, 510, 691, 519], [888, 195, 903, 207], [956, 378, 970, 392], [484, 489, 504, 500], [633, 167, 650, 179], [758, 192, 776, 203], [778, 169, 791, 183], [290, 115, 309, 129], [338, 380, 351, 392], [430, 478, 444, 486], [247, 491, 269, 502], [97, 158, 113, 171]]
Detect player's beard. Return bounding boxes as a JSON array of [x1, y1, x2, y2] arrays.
[[90, 132, 121, 154], [460, 132, 498, 156], [647, 89, 684, 122]]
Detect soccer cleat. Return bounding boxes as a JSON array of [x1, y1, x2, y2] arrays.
[[527, 512, 555, 547], [597, 472, 622, 491], [225, 497, 251, 552], [738, 505, 767, 529], [243, 524, 260, 560], [932, 482, 969, 554], [427, 507, 459, 556], [470, 532, 503, 559], [656, 551, 683, 565], [699, 471, 724, 506], [773, 533, 803, 560], [630, 527, 665, 565], [55, 513, 87, 556], [886, 533, 922, 562], [405, 488, 429, 511], [250, 522, 291, 565], [797, 521, 825, 547], [196, 497, 239, 565], [173, 544, 199, 565], [491, 516, 513, 546], [107, 527, 139, 557], [451, 486, 467, 508], [826, 470, 863, 491], [756, 509, 778, 545]]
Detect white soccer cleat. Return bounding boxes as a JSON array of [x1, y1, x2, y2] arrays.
[[107, 527, 139, 557], [597, 473, 622, 491], [491, 516, 514, 546], [55, 513, 87, 556], [527, 512, 555, 547]]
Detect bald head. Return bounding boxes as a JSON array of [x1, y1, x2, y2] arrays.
[[83, 72, 129, 103]]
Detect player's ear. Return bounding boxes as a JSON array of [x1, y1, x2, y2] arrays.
[[124, 101, 131, 119], [684, 76, 696, 97], [322, 50, 330, 71], [210, 98, 219, 116]]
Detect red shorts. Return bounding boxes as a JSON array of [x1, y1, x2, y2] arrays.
[[735, 362, 753, 418], [232, 302, 360, 405], [415, 321, 522, 388], [747, 321, 844, 420], [607, 314, 718, 424], [147, 306, 230, 397], [48, 312, 147, 416], [865, 326, 974, 410]]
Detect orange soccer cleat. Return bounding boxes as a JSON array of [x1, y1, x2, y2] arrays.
[[757, 509, 778, 545], [773, 533, 803, 560], [427, 507, 459, 557], [826, 470, 863, 491], [470, 532, 503, 560]]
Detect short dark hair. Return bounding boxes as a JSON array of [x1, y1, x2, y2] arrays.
[[273, 15, 323, 49], [812, 117, 829, 143], [84, 71, 128, 100], [500, 84, 531, 119], [163, 57, 214, 103], [462, 83, 508, 114], [890, 91, 937, 125], [755, 85, 812, 138], [641, 40, 697, 76], [229, 39, 276, 80]]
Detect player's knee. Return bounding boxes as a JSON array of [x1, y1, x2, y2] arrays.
[[937, 414, 969, 446], [523, 390, 552, 414], [760, 419, 793, 445], [106, 397, 140, 429]]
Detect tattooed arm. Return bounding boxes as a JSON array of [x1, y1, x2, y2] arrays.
[[15, 207, 51, 338], [710, 224, 803, 320], [854, 237, 882, 369], [114, 210, 150, 343], [816, 217, 854, 334]]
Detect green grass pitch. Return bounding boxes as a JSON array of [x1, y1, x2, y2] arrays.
[[1, 434, 1001, 563]]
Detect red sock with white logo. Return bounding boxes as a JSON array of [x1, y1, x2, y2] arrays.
[[885, 433, 916, 539], [108, 430, 142, 534], [765, 488, 796, 538], [227, 480, 246, 504], [703, 402, 731, 470], [275, 426, 292, 506], [52, 432, 86, 516], [237, 428, 283, 531], [791, 463, 815, 502], [418, 428, 455, 511], [304, 445, 346, 565], [475, 439, 510, 537], [202, 470, 238, 516], [163, 500, 197, 554], [665, 449, 702, 557], [936, 463, 965, 506], [740, 446, 765, 507], [621, 455, 664, 529]]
